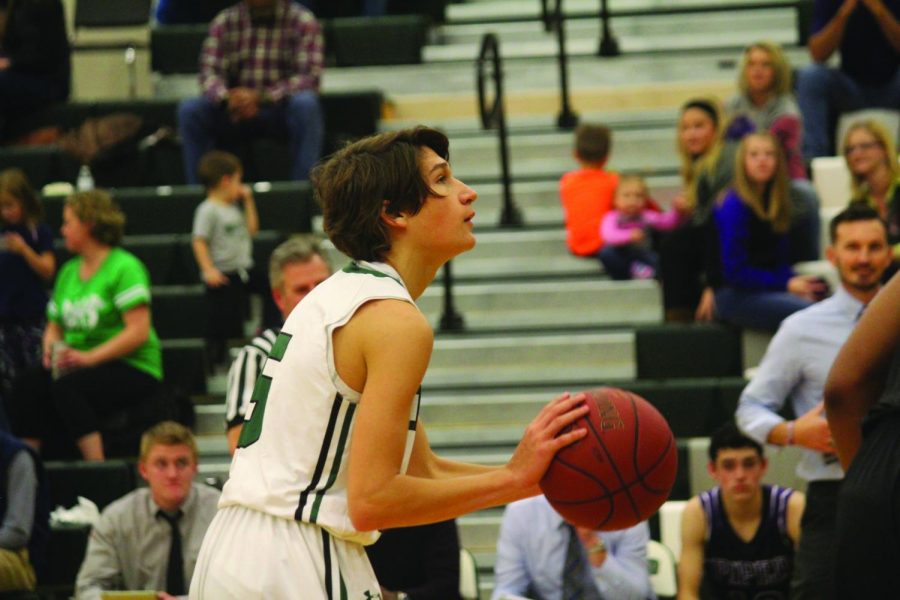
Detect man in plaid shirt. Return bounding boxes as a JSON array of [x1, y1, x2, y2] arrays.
[[177, 0, 324, 183]]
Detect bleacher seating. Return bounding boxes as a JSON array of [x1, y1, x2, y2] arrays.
[[0, 93, 382, 188]]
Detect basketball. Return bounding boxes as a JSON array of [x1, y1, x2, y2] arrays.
[[540, 387, 677, 530]]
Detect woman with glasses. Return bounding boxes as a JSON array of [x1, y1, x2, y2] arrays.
[[843, 120, 900, 278]]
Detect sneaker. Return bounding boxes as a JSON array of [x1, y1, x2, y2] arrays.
[[630, 261, 655, 280]]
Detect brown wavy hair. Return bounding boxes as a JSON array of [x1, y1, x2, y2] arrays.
[[65, 189, 126, 246], [312, 126, 449, 261]]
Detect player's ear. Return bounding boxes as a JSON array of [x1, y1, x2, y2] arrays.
[[706, 461, 716, 478], [825, 244, 837, 266], [380, 200, 408, 230]]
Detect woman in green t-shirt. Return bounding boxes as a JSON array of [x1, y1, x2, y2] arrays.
[[8, 190, 163, 461]]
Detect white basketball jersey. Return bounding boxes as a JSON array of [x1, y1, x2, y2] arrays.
[[219, 261, 421, 544]]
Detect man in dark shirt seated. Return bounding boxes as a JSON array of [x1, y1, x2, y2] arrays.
[[366, 520, 462, 600], [797, 0, 900, 159], [0, 0, 70, 140]]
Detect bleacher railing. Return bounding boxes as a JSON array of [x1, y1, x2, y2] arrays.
[[476, 33, 522, 227], [540, 0, 580, 128]]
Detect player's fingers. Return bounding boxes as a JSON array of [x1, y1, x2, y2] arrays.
[[532, 392, 581, 427], [550, 427, 587, 450], [546, 402, 589, 436]]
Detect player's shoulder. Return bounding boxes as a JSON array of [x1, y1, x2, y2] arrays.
[[353, 297, 431, 340], [681, 496, 707, 538]]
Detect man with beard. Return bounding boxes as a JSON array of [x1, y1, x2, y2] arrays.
[[735, 203, 892, 600]]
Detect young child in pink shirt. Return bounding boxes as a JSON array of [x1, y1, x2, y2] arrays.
[[599, 175, 687, 280]]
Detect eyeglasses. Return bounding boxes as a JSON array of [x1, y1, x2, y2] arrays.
[[844, 141, 881, 155]]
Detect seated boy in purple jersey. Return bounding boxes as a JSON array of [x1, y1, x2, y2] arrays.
[[678, 422, 805, 600]]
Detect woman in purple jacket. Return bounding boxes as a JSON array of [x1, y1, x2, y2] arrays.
[[713, 133, 827, 331]]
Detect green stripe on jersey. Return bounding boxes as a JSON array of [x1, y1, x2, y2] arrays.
[[236, 375, 271, 447], [310, 402, 357, 523], [269, 332, 292, 362]]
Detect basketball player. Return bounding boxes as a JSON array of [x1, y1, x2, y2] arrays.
[[189, 127, 590, 599], [826, 242, 900, 596], [678, 422, 805, 600]]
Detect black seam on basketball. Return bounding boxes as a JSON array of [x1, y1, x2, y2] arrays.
[[630, 396, 675, 495], [586, 395, 642, 522], [547, 455, 613, 496], [635, 432, 676, 495]]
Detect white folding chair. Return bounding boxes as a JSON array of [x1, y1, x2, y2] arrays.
[[459, 547, 480, 600], [647, 539, 678, 598]]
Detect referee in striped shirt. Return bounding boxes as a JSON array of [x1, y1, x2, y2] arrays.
[[224, 235, 331, 453]]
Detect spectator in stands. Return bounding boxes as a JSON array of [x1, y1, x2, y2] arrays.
[[0, 169, 55, 431], [76, 421, 220, 599], [191, 150, 271, 369], [0, 0, 70, 141], [8, 190, 163, 461], [0, 430, 49, 593], [661, 98, 729, 323], [177, 0, 324, 184], [736, 205, 891, 600], [713, 133, 826, 331], [225, 235, 330, 453], [843, 121, 900, 266], [797, 0, 900, 160], [492, 494, 652, 599], [726, 41, 806, 179], [559, 123, 620, 263], [678, 422, 804, 600], [825, 229, 900, 598], [366, 519, 461, 600], [599, 174, 687, 280]]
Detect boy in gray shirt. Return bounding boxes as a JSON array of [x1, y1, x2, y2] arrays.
[[191, 151, 260, 367]]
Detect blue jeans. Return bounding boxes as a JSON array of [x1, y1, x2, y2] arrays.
[[714, 287, 813, 332], [177, 91, 324, 183], [797, 63, 900, 160]]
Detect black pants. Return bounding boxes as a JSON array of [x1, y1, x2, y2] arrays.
[[660, 222, 718, 313], [791, 480, 840, 600], [834, 406, 900, 598], [204, 268, 277, 365], [8, 361, 159, 445]]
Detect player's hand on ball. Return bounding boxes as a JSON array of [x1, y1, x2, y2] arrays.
[[505, 392, 588, 494]]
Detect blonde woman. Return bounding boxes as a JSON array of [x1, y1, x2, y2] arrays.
[[726, 41, 806, 179], [661, 98, 731, 323], [713, 133, 826, 331], [8, 190, 162, 461], [842, 120, 900, 249]]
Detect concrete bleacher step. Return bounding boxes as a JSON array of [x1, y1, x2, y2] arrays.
[[424, 330, 635, 387], [428, 9, 797, 62], [417, 278, 662, 330], [449, 126, 684, 182]]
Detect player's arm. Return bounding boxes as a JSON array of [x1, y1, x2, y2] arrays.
[[345, 300, 587, 531], [677, 498, 706, 600], [825, 270, 900, 468], [406, 418, 501, 479], [191, 237, 227, 287], [786, 491, 806, 549]]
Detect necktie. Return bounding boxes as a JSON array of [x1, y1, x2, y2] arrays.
[[561, 523, 602, 600], [158, 510, 185, 595]]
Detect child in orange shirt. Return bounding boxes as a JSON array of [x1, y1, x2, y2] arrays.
[[559, 124, 619, 258]]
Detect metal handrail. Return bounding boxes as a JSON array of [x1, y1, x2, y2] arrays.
[[598, 0, 621, 56], [539, 0, 579, 128], [476, 32, 522, 227]]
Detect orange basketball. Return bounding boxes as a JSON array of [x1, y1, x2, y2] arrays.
[[540, 387, 677, 530]]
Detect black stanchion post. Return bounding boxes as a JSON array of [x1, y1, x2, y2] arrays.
[[553, 0, 579, 128], [438, 260, 465, 332], [477, 33, 523, 227], [597, 0, 620, 57]]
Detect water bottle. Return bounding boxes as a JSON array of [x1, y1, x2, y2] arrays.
[[76, 165, 94, 191]]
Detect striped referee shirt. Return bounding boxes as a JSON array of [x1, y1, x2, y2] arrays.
[[225, 327, 279, 429], [200, 0, 323, 103]]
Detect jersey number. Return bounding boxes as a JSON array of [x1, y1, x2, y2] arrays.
[[237, 331, 293, 448]]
